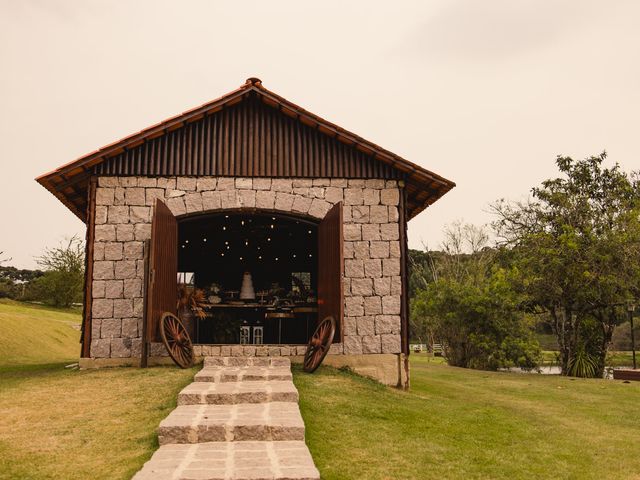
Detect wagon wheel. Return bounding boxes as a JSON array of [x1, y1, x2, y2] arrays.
[[160, 312, 194, 369], [303, 316, 336, 373]]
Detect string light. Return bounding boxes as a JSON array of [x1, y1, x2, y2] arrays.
[[221, 252, 225, 256], [203, 238, 207, 242], [239, 256, 243, 260], [185, 240, 189, 244], [258, 255, 262, 260], [223, 226, 226, 231], [270, 224, 274, 229], [308, 254, 313, 258], [267, 237, 271, 242], [245, 241, 249, 246], [241, 220, 245, 226], [308, 230, 312, 234], [293, 254, 297, 258], [275, 257, 279, 261]]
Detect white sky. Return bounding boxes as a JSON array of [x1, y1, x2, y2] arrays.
[[1, 0, 639, 268]]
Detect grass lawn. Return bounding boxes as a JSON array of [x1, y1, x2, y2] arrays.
[[2, 301, 639, 479]]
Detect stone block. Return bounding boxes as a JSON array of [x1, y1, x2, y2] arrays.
[[390, 276, 402, 295], [330, 178, 348, 187], [382, 296, 401, 315], [196, 177, 217, 191], [344, 224, 361, 241], [343, 335, 363, 355], [343, 278, 351, 296], [119, 177, 138, 187], [98, 177, 119, 187], [362, 335, 381, 354], [253, 178, 272, 190], [95, 225, 117, 242], [101, 318, 122, 338], [362, 224, 381, 241], [93, 242, 104, 261], [95, 206, 107, 224], [365, 179, 385, 188], [324, 187, 343, 203], [94, 261, 114, 280], [123, 241, 144, 260], [348, 179, 365, 187], [156, 178, 176, 190], [96, 188, 114, 206], [116, 224, 134, 241], [255, 190, 276, 209], [388, 206, 399, 222], [381, 334, 401, 354], [176, 177, 197, 191], [167, 197, 186, 216], [239, 189, 256, 208], [356, 316, 375, 336], [313, 178, 331, 186], [364, 259, 382, 278], [370, 205, 389, 224], [133, 298, 144, 316], [103, 242, 123, 261], [307, 198, 331, 218], [91, 320, 102, 339], [111, 338, 132, 358], [235, 178, 252, 189], [272, 179, 292, 192], [220, 190, 240, 209], [343, 316, 357, 336], [376, 315, 401, 335], [130, 206, 151, 223], [383, 258, 401, 277], [343, 241, 354, 259], [292, 195, 312, 214], [216, 178, 235, 190], [125, 188, 146, 206], [344, 188, 364, 205], [364, 296, 382, 315], [134, 223, 151, 241], [381, 188, 399, 205], [124, 278, 142, 298], [345, 296, 364, 316], [185, 193, 203, 213], [167, 189, 185, 198], [113, 298, 134, 317], [275, 192, 294, 211], [386, 180, 399, 188], [351, 278, 373, 296], [92, 280, 106, 298], [105, 280, 123, 299], [353, 241, 369, 259], [374, 277, 391, 296], [344, 259, 364, 278], [389, 241, 401, 258], [138, 177, 157, 188], [91, 339, 110, 358], [351, 205, 369, 223], [292, 179, 313, 187], [108, 206, 129, 224], [370, 241, 390, 258], [380, 223, 399, 240], [202, 191, 222, 210], [115, 260, 137, 279], [363, 188, 380, 205], [92, 299, 113, 318], [309, 187, 325, 199]]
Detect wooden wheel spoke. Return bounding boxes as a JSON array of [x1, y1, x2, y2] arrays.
[[160, 312, 194, 369], [303, 316, 336, 373]]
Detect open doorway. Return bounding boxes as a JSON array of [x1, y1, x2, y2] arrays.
[[177, 211, 319, 345]]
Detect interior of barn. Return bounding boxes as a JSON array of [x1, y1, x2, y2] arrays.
[[177, 211, 319, 345]]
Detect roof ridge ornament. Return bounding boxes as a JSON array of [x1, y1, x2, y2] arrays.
[[245, 77, 262, 86]]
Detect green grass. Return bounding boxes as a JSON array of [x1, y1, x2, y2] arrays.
[[2, 300, 640, 479], [0, 299, 81, 367], [295, 358, 640, 480]]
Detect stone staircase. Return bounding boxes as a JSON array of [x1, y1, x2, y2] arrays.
[[133, 357, 320, 480]]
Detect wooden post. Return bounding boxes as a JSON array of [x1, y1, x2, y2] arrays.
[[80, 177, 97, 358]]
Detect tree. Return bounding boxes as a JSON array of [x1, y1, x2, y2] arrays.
[[492, 153, 640, 377], [31, 236, 85, 307], [411, 222, 540, 370]]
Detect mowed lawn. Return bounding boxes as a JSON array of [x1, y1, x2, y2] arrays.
[[1, 300, 640, 479]]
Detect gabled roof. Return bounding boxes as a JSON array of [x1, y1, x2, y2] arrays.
[[36, 78, 455, 222]]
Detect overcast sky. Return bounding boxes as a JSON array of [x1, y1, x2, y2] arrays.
[[1, 0, 639, 268]]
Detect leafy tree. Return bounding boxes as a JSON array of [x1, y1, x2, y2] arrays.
[[31, 236, 85, 307], [411, 222, 540, 370], [492, 153, 640, 376]]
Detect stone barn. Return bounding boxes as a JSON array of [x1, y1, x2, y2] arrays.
[[36, 78, 454, 386]]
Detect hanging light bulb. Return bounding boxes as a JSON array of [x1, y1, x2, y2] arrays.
[[308, 230, 312, 234], [226, 245, 230, 250], [239, 256, 243, 261], [223, 226, 226, 231], [275, 257, 279, 261], [185, 240, 189, 244], [221, 252, 225, 256], [270, 224, 274, 229], [241, 220, 245, 226], [309, 254, 313, 258], [258, 255, 262, 260], [267, 237, 271, 242], [225, 241, 229, 245], [293, 254, 297, 258], [245, 240, 249, 246], [203, 238, 207, 242]]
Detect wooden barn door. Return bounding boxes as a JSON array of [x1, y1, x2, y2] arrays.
[[317, 202, 344, 341], [145, 199, 178, 344]]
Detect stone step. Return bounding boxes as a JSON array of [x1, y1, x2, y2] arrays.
[[203, 356, 291, 368], [158, 403, 305, 445], [132, 441, 320, 480], [195, 366, 293, 383], [178, 381, 299, 406]]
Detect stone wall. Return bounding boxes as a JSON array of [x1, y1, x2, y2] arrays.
[[90, 176, 403, 360]]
